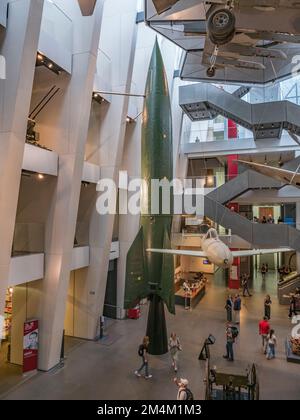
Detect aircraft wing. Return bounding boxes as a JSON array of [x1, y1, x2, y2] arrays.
[[231, 248, 292, 258], [78, 0, 97, 16], [147, 248, 207, 258], [238, 160, 300, 187]]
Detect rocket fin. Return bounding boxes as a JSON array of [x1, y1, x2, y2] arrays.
[[124, 227, 149, 309], [157, 229, 175, 315]]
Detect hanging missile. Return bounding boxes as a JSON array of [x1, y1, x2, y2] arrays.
[[124, 40, 174, 355]]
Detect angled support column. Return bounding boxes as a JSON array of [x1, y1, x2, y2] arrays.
[[38, 2, 104, 371], [79, 1, 138, 339], [0, 0, 44, 338]]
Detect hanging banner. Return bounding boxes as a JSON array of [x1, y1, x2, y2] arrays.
[[23, 319, 38, 373]]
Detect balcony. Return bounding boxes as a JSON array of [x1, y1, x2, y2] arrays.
[[9, 253, 44, 287]]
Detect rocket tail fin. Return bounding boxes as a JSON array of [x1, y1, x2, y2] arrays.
[[124, 227, 149, 309], [157, 228, 175, 315]]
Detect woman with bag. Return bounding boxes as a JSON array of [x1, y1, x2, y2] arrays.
[[266, 329, 277, 360], [169, 332, 182, 373]]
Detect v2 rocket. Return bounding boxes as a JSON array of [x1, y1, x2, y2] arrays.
[[124, 40, 175, 355]]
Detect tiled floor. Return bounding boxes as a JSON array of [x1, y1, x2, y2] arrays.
[[1, 270, 299, 400]]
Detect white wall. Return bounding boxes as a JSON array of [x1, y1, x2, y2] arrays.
[[180, 254, 215, 274]]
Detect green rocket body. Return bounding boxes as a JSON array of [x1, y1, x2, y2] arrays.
[[124, 41, 175, 355]]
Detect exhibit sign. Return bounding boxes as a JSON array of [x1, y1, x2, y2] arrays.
[[23, 319, 38, 373]]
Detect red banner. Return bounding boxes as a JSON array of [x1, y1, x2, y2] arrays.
[[23, 320, 38, 373]]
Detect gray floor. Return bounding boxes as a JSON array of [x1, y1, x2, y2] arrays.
[[1, 271, 300, 400]]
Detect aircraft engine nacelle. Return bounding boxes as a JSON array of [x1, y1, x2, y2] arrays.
[[203, 240, 234, 268]]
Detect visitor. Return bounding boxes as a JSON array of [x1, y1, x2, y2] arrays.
[[225, 295, 233, 322], [289, 294, 297, 319], [261, 216, 267, 224], [261, 264, 267, 281], [169, 332, 182, 373], [135, 336, 152, 379], [223, 322, 235, 362], [264, 295, 272, 320], [242, 274, 252, 297], [278, 266, 284, 281], [266, 263, 269, 274], [267, 214, 274, 224], [174, 378, 194, 400], [259, 316, 270, 354], [253, 216, 259, 223], [233, 294, 241, 324], [266, 329, 277, 360], [284, 266, 290, 276]]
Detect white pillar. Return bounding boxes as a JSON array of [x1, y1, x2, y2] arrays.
[[64, 0, 139, 339], [38, 2, 104, 371], [0, 0, 44, 339]]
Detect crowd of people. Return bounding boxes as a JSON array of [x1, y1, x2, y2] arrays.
[[133, 263, 291, 399], [134, 333, 194, 400], [253, 215, 284, 224]]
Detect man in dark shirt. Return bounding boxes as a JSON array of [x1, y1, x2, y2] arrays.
[[242, 274, 252, 297], [223, 323, 235, 361], [135, 336, 152, 379], [233, 294, 241, 324]]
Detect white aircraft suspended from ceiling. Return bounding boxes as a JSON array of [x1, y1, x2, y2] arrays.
[[147, 228, 291, 269]]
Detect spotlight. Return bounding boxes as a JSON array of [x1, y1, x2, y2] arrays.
[[93, 93, 99, 98], [48, 62, 53, 69], [126, 117, 131, 123], [9, 287, 13, 294], [37, 53, 44, 61], [37, 173, 44, 180]]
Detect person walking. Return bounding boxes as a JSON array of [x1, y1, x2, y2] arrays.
[[289, 294, 297, 319], [225, 295, 233, 322], [174, 378, 194, 400], [266, 329, 277, 360], [261, 264, 267, 281], [169, 332, 182, 373], [223, 322, 235, 362], [259, 316, 270, 354], [135, 336, 152, 379], [242, 274, 252, 297], [264, 295, 272, 320], [233, 294, 241, 324]]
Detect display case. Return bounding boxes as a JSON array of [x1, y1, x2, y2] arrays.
[[175, 272, 207, 308]]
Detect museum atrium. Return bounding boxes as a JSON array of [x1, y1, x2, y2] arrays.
[[1, 0, 300, 402]]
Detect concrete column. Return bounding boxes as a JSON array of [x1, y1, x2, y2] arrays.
[[82, 0, 139, 337], [38, 2, 104, 371], [0, 0, 44, 339]]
